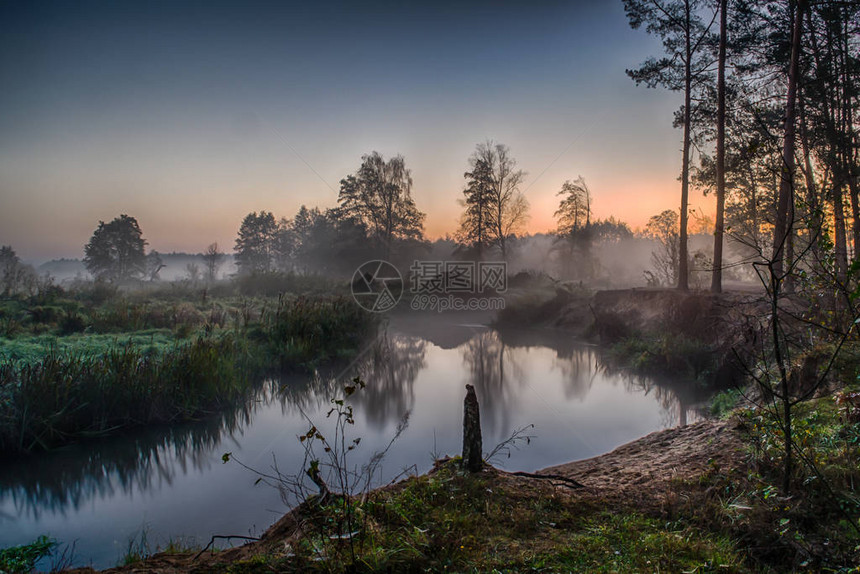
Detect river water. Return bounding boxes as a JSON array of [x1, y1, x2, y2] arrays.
[[0, 316, 703, 568]]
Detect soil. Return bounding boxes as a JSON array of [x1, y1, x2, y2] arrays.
[[541, 417, 747, 512]]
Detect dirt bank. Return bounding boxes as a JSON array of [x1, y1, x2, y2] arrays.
[[542, 417, 747, 512]]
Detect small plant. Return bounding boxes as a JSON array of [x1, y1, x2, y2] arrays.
[[226, 376, 410, 569], [120, 527, 151, 566], [0, 536, 57, 573], [485, 423, 536, 464], [710, 388, 743, 418]]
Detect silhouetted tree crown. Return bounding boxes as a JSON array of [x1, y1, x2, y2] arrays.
[[83, 214, 148, 283], [234, 211, 278, 274], [338, 151, 426, 259], [455, 157, 496, 260]]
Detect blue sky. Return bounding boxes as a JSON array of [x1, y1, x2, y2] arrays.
[[0, 0, 707, 261]]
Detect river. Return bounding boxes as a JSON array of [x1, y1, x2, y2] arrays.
[[0, 316, 704, 569]]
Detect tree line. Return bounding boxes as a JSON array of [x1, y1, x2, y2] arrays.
[[9, 138, 702, 287], [624, 0, 859, 295]]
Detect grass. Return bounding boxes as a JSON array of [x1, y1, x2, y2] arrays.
[[0, 282, 377, 454], [0, 333, 255, 452], [662, 393, 860, 571], [0, 330, 177, 364], [196, 461, 747, 573]]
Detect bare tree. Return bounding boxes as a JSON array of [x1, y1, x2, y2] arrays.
[[471, 141, 529, 260], [203, 242, 225, 282]]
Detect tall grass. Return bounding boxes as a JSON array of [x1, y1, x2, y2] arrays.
[[0, 296, 375, 454], [260, 296, 376, 369], [0, 334, 253, 452]]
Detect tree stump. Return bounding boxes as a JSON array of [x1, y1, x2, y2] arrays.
[[462, 384, 483, 472]]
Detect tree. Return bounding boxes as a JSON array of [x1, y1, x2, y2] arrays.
[[273, 218, 295, 272], [470, 141, 529, 260], [202, 242, 225, 282], [292, 206, 334, 273], [145, 250, 165, 281], [234, 211, 277, 274], [590, 217, 634, 243], [83, 214, 148, 283], [555, 177, 592, 235], [338, 152, 425, 260], [0, 246, 34, 297], [455, 157, 495, 260], [624, 0, 717, 290], [553, 177, 594, 279], [711, 0, 728, 293], [644, 209, 680, 286], [771, 0, 805, 285]]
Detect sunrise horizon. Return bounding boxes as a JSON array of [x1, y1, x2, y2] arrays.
[[0, 0, 719, 264]]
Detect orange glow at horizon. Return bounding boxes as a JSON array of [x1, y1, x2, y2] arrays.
[[423, 177, 715, 240]]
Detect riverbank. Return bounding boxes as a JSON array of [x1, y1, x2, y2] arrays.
[[498, 283, 765, 388], [51, 391, 858, 572], [65, 417, 753, 573]]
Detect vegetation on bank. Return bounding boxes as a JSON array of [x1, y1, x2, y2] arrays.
[[66, 390, 854, 574], [0, 536, 57, 574], [251, 460, 747, 573], [0, 275, 376, 454]]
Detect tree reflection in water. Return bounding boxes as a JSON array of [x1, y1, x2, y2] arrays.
[[0, 327, 703, 534], [0, 395, 263, 520], [272, 332, 426, 431], [460, 330, 525, 438]]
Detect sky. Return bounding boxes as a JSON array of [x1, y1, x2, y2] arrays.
[[0, 0, 713, 263]]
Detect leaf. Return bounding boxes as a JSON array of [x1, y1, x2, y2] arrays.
[[254, 477, 263, 485], [222, 452, 232, 464]]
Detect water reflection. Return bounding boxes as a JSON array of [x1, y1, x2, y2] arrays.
[[0, 398, 260, 521], [272, 332, 426, 431], [1, 325, 705, 567], [460, 331, 524, 437], [351, 332, 426, 430], [0, 333, 427, 521]]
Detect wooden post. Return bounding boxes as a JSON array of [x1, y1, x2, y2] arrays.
[[462, 384, 483, 472]]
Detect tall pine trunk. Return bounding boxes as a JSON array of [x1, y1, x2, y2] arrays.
[[772, 0, 805, 280], [678, 0, 692, 291], [711, 0, 728, 293]]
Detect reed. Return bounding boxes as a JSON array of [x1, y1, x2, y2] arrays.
[[0, 334, 251, 452], [0, 296, 375, 454], [261, 296, 376, 369]]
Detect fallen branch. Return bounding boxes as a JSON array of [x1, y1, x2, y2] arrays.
[[193, 535, 261, 560], [508, 471, 586, 489]]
